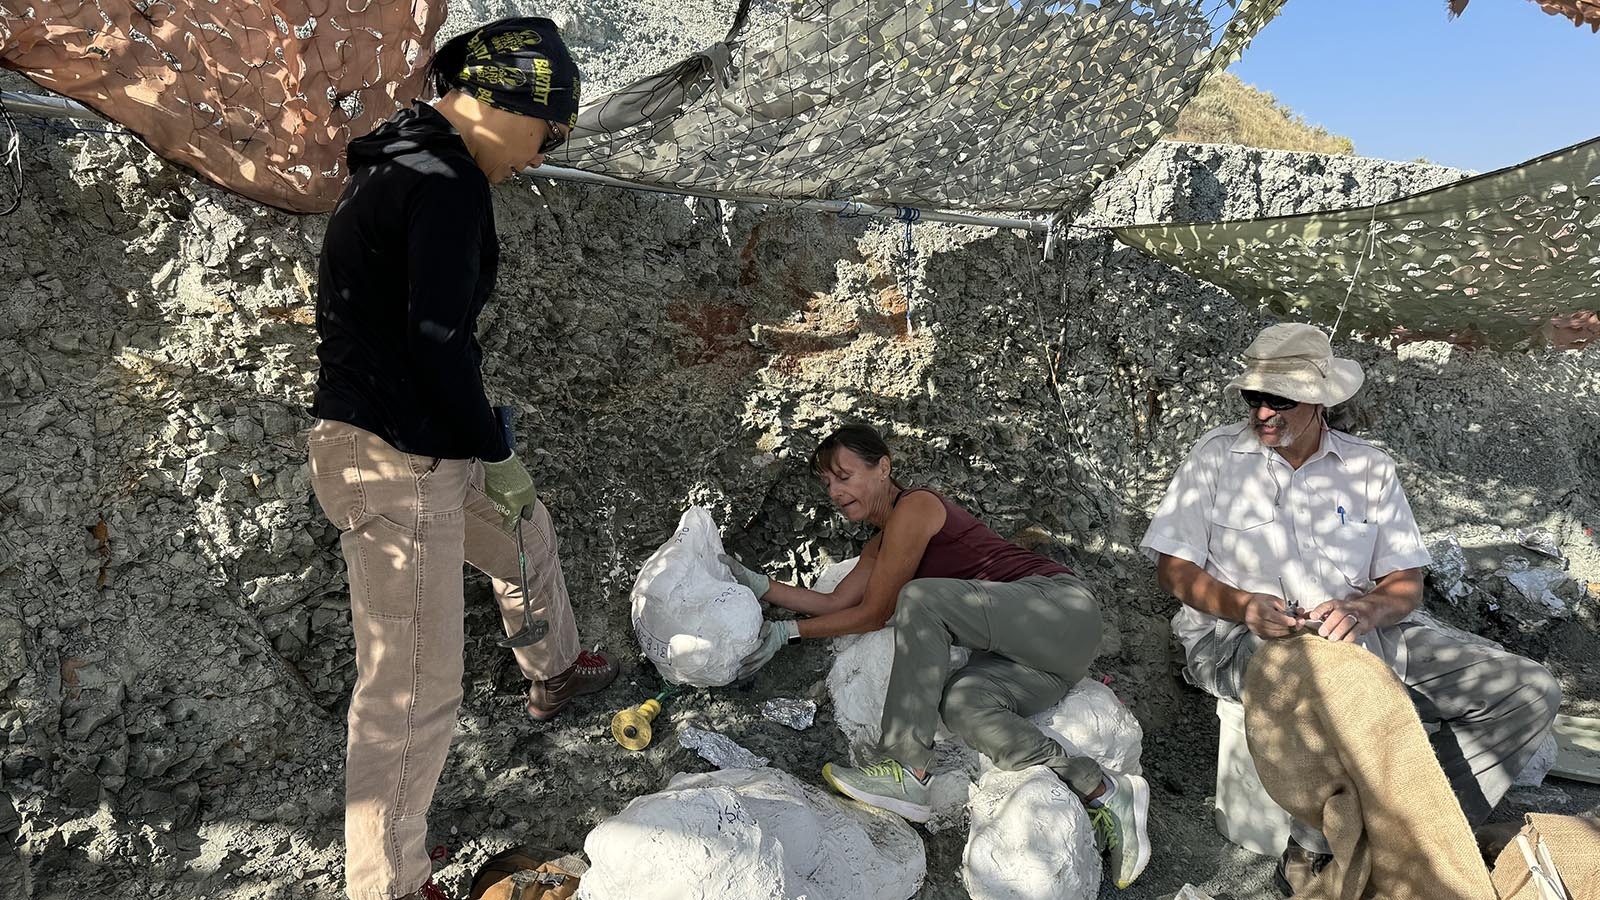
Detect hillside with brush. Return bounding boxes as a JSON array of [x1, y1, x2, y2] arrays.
[[1168, 72, 1356, 155]]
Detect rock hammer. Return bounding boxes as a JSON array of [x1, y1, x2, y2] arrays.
[[494, 405, 549, 649]]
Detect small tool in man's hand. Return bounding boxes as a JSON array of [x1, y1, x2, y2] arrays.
[[494, 405, 549, 649]]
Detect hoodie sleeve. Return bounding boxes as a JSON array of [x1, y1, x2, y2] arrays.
[[404, 172, 508, 461]]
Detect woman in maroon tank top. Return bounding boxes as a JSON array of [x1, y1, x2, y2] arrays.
[[722, 425, 1151, 887]]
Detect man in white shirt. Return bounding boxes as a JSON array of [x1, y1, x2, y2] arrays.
[[1140, 323, 1561, 896]]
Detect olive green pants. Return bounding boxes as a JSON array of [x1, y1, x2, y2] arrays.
[[879, 573, 1107, 797]]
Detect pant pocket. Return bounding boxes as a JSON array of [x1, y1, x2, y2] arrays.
[[343, 514, 423, 622], [309, 432, 364, 531]]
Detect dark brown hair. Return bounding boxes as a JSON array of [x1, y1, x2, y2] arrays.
[[811, 424, 897, 480]]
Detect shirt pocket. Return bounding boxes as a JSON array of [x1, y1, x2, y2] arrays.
[[1315, 521, 1378, 591], [1206, 501, 1276, 595]]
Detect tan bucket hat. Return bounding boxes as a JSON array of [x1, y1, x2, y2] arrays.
[[1225, 323, 1365, 406]]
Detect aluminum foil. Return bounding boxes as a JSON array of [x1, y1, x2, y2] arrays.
[[1426, 535, 1471, 603], [760, 698, 817, 731], [1506, 568, 1573, 619], [678, 726, 769, 770], [1517, 529, 1567, 565]]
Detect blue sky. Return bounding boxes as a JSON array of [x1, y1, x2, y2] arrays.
[[1227, 0, 1600, 171]]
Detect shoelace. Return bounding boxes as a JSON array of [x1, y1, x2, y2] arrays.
[[1088, 805, 1120, 850], [575, 650, 609, 671], [859, 759, 905, 783]]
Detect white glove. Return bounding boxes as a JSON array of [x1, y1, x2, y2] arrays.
[[737, 620, 798, 679], [718, 552, 771, 599]]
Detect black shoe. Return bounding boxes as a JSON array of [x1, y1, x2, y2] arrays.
[[1472, 820, 1522, 865], [1272, 841, 1332, 898]]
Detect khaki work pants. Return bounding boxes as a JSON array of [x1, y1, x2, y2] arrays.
[[307, 419, 579, 900], [880, 573, 1108, 797]]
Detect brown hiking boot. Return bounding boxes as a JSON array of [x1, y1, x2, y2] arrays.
[[1272, 840, 1332, 897], [398, 880, 451, 900], [527, 650, 618, 721]]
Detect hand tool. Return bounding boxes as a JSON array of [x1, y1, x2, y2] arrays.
[[494, 405, 549, 649]]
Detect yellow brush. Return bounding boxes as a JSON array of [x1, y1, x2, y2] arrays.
[[611, 690, 672, 751]]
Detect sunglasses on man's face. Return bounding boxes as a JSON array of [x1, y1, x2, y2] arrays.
[[539, 120, 568, 155], [1240, 390, 1300, 411]]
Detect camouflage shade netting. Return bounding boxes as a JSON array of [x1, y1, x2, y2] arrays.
[[1531, 0, 1600, 29], [1113, 136, 1600, 347], [1452, 0, 1600, 32], [556, 0, 1286, 212], [0, 0, 443, 213]]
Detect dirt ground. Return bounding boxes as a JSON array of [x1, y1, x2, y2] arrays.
[[414, 542, 1600, 900]]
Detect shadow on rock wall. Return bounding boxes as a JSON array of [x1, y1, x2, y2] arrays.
[[0, 116, 350, 896]]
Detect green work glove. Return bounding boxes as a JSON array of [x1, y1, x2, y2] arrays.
[[482, 453, 537, 530], [737, 619, 798, 680], [718, 553, 771, 599]]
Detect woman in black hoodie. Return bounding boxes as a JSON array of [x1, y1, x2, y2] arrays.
[[306, 19, 615, 900]]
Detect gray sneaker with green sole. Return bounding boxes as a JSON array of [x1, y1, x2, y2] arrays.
[[1089, 771, 1150, 888], [821, 759, 932, 823]]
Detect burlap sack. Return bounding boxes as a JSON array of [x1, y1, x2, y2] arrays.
[[469, 849, 581, 900], [1490, 813, 1600, 900], [1241, 633, 1496, 900]]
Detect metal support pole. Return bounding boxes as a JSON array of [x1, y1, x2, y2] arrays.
[[1043, 212, 1063, 260], [524, 162, 1048, 232], [0, 90, 102, 122], [0, 89, 1050, 232]]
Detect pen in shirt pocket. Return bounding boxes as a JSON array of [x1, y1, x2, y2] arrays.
[[1336, 505, 1371, 525]]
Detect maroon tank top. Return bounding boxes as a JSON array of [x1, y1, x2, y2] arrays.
[[897, 488, 1071, 582]]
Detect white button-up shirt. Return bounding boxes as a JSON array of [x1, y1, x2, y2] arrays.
[[1140, 422, 1432, 678]]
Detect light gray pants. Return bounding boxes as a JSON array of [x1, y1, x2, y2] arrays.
[[1200, 621, 1562, 848], [879, 573, 1106, 798]]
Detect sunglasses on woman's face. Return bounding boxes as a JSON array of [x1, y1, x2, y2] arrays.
[[1240, 390, 1300, 411], [539, 120, 568, 155]]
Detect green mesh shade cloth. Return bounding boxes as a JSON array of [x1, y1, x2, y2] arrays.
[[558, 0, 1286, 213], [1114, 136, 1600, 347], [3, 0, 1284, 214]]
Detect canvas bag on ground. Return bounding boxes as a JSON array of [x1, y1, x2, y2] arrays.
[[1491, 813, 1600, 900], [630, 507, 763, 687], [470, 847, 582, 900]]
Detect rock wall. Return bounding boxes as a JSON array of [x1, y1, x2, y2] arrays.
[[2, 88, 1598, 899], [1087, 141, 1466, 226]]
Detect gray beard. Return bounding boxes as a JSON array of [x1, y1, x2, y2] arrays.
[[1255, 418, 1299, 447]]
